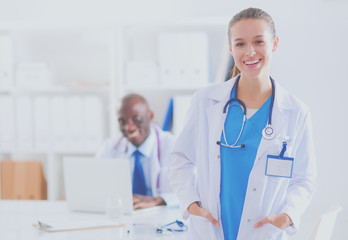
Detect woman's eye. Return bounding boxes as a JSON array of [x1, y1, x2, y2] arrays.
[[235, 42, 244, 47], [256, 40, 264, 44]]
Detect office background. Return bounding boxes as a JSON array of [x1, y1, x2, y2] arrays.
[[0, 0, 347, 239]]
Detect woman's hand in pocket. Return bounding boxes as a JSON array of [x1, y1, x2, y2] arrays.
[[188, 201, 220, 227]]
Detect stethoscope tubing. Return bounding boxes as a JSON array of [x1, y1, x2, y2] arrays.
[[220, 75, 276, 148], [231, 75, 275, 126]]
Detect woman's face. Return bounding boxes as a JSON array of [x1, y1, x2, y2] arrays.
[[229, 18, 278, 79]]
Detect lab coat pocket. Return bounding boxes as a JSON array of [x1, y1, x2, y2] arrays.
[[189, 215, 217, 240], [257, 223, 284, 240], [268, 176, 282, 183]]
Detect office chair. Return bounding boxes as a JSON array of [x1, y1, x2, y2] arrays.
[[308, 205, 343, 240]]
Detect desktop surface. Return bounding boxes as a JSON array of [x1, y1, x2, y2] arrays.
[[0, 200, 188, 240]]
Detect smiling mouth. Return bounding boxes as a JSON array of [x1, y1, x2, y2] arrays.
[[126, 131, 139, 138], [244, 59, 261, 65]]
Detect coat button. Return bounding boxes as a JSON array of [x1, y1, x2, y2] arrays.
[[253, 188, 256, 191], [217, 155, 220, 159], [247, 219, 251, 222]]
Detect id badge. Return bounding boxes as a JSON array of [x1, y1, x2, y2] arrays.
[[265, 155, 294, 178]]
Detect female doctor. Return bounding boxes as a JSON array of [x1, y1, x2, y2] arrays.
[[169, 7, 316, 240]]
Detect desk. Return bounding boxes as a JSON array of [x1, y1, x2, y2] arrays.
[[0, 200, 189, 240]]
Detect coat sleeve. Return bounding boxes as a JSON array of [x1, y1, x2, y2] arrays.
[[282, 110, 317, 235], [95, 137, 122, 158], [168, 93, 201, 220], [95, 138, 112, 158], [156, 130, 180, 207]]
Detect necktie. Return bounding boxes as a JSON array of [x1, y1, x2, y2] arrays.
[[132, 150, 147, 195]]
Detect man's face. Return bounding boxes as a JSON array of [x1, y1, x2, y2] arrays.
[[117, 99, 153, 147]]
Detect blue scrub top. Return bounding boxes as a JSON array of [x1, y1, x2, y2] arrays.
[[220, 88, 271, 240]]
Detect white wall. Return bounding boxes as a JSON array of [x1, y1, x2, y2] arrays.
[[1, 0, 348, 238]]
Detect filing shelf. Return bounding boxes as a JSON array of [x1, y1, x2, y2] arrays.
[[0, 19, 229, 200]]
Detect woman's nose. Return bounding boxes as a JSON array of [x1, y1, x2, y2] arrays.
[[246, 45, 256, 57]]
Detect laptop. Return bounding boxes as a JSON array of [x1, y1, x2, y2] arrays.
[[63, 157, 133, 214]]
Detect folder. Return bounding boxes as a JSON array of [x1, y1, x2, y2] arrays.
[[33, 219, 125, 232], [1, 160, 47, 200], [1, 160, 14, 199]]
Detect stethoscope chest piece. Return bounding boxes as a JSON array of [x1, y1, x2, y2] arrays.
[[262, 125, 275, 140]]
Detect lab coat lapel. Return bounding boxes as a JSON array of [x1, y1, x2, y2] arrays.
[[149, 128, 161, 196], [206, 78, 236, 208], [151, 155, 161, 196], [254, 81, 293, 164]]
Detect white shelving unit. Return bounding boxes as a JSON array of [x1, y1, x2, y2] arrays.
[[117, 18, 229, 126], [0, 18, 229, 200]]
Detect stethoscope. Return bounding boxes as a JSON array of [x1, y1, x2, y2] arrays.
[[156, 220, 188, 233], [217, 75, 276, 149], [129, 220, 188, 236]]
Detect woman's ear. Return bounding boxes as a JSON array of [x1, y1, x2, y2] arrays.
[[272, 36, 279, 52], [229, 43, 233, 55]]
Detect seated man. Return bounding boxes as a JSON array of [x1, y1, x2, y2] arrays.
[[96, 93, 177, 209]]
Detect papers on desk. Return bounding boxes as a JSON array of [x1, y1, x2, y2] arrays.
[[33, 219, 125, 232]]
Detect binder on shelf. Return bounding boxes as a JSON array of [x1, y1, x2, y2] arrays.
[[67, 96, 83, 149], [34, 96, 51, 150], [158, 32, 209, 88], [172, 95, 192, 135], [185, 32, 209, 86], [0, 96, 16, 150], [16, 62, 51, 88], [83, 96, 104, 150], [126, 61, 159, 89], [51, 96, 67, 150], [16, 96, 34, 150], [162, 98, 173, 132], [158, 33, 178, 87], [0, 32, 14, 89]]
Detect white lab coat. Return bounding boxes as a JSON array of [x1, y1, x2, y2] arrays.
[[96, 125, 178, 206], [169, 76, 317, 240]]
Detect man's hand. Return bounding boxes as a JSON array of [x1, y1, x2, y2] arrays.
[[133, 194, 166, 209], [188, 202, 220, 227], [254, 213, 292, 229]]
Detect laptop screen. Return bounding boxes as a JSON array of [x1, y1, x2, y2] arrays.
[[63, 157, 133, 214]]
